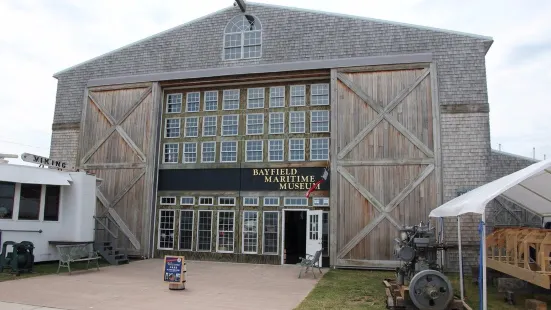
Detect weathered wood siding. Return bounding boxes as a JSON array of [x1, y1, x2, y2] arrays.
[[77, 83, 162, 256], [330, 64, 441, 268]]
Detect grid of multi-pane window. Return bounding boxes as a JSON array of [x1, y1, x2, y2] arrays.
[[160, 196, 176, 205], [204, 91, 218, 111], [243, 31, 262, 58], [222, 115, 239, 136], [217, 211, 235, 252], [243, 197, 259, 206], [224, 33, 242, 60], [289, 139, 305, 161], [311, 110, 330, 132], [165, 118, 180, 138], [309, 213, 320, 240], [289, 111, 305, 133], [223, 89, 240, 110], [269, 112, 284, 134], [290, 85, 306, 106], [284, 197, 308, 206], [220, 141, 238, 162], [246, 140, 263, 162], [263, 197, 280, 206], [311, 84, 330, 106], [180, 197, 195, 205], [163, 143, 178, 163], [197, 211, 212, 251], [311, 138, 329, 161], [246, 114, 264, 135], [313, 197, 330, 206], [158, 210, 175, 249], [179, 210, 194, 251], [247, 88, 264, 109], [218, 197, 236, 206], [166, 94, 182, 113], [186, 92, 200, 112], [242, 211, 258, 254], [269, 86, 285, 108], [202, 116, 217, 136], [183, 142, 197, 163], [201, 142, 216, 163], [199, 197, 214, 205], [185, 117, 199, 137], [268, 140, 284, 161], [263, 211, 279, 254]]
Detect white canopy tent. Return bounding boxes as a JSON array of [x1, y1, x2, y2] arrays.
[[429, 158, 551, 310]]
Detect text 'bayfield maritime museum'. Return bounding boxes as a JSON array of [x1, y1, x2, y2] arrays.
[[49, 0, 521, 270]]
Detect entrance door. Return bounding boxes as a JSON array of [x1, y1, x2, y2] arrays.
[[306, 210, 323, 266]]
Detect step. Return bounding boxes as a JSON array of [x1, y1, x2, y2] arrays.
[[116, 258, 129, 265]]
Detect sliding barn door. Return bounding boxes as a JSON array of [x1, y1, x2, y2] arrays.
[[77, 83, 161, 256], [330, 65, 442, 268]]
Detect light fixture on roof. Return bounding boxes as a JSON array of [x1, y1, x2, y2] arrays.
[[234, 0, 247, 12]]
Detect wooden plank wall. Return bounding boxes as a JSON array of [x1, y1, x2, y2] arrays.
[[330, 64, 441, 268], [77, 82, 162, 256]]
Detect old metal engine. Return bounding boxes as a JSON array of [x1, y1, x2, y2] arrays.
[[393, 222, 454, 310]]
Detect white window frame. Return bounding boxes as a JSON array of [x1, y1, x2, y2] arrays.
[[289, 138, 305, 161], [222, 89, 240, 110], [289, 111, 306, 134], [182, 142, 197, 164], [221, 114, 239, 136], [204, 90, 218, 111], [223, 15, 263, 60], [202, 115, 217, 137], [310, 83, 330, 106], [216, 210, 235, 253], [184, 117, 199, 137], [166, 93, 183, 113], [160, 196, 176, 205], [263, 197, 280, 207], [243, 197, 259, 206], [198, 197, 214, 206], [157, 209, 175, 250], [162, 143, 179, 164], [269, 112, 285, 134], [310, 137, 330, 161], [290, 85, 306, 107], [196, 210, 213, 252], [164, 118, 181, 138], [220, 141, 238, 163], [246, 113, 264, 135], [218, 197, 236, 206], [186, 92, 200, 112], [245, 140, 264, 162], [242, 210, 259, 254], [284, 197, 308, 206], [262, 211, 279, 255], [310, 110, 330, 133], [268, 139, 284, 162], [313, 197, 330, 207], [180, 197, 195, 205], [269, 86, 285, 108], [201, 141, 217, 163], [178, 210, 194, 251], [247, 88, 265, 109]]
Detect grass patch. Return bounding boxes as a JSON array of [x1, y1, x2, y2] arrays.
[[0, 259, 112, 282], [296, 269, 551, 310]]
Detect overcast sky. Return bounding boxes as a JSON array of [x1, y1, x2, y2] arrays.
[[0, 0, 550, 166]]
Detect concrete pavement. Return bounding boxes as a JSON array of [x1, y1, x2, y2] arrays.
[[0, 259, 322, 310]]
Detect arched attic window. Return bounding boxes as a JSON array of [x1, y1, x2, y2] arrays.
[[223, 15, 262, 60]]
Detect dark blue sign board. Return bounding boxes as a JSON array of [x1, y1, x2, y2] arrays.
[[163, 256, 184, 283]]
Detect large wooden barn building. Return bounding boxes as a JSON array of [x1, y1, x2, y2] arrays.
[[49, 1, 497, 269]]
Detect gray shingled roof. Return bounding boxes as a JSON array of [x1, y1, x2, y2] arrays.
[[53, 2, 492, 77]]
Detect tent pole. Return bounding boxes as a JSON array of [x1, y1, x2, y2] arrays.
[[482, 211, 487, 310], [457, 215, 464, 301]]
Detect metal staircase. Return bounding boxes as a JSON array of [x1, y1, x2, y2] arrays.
[[93, 215, 130, 265]]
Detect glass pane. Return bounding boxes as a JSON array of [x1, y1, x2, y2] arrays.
[[18, 184, 41, 220]]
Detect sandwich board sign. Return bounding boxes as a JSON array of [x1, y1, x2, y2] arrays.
[[163, 255, 186, 290]]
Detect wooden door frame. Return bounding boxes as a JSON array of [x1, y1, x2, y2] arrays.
[[329, 63, 443, 268]]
